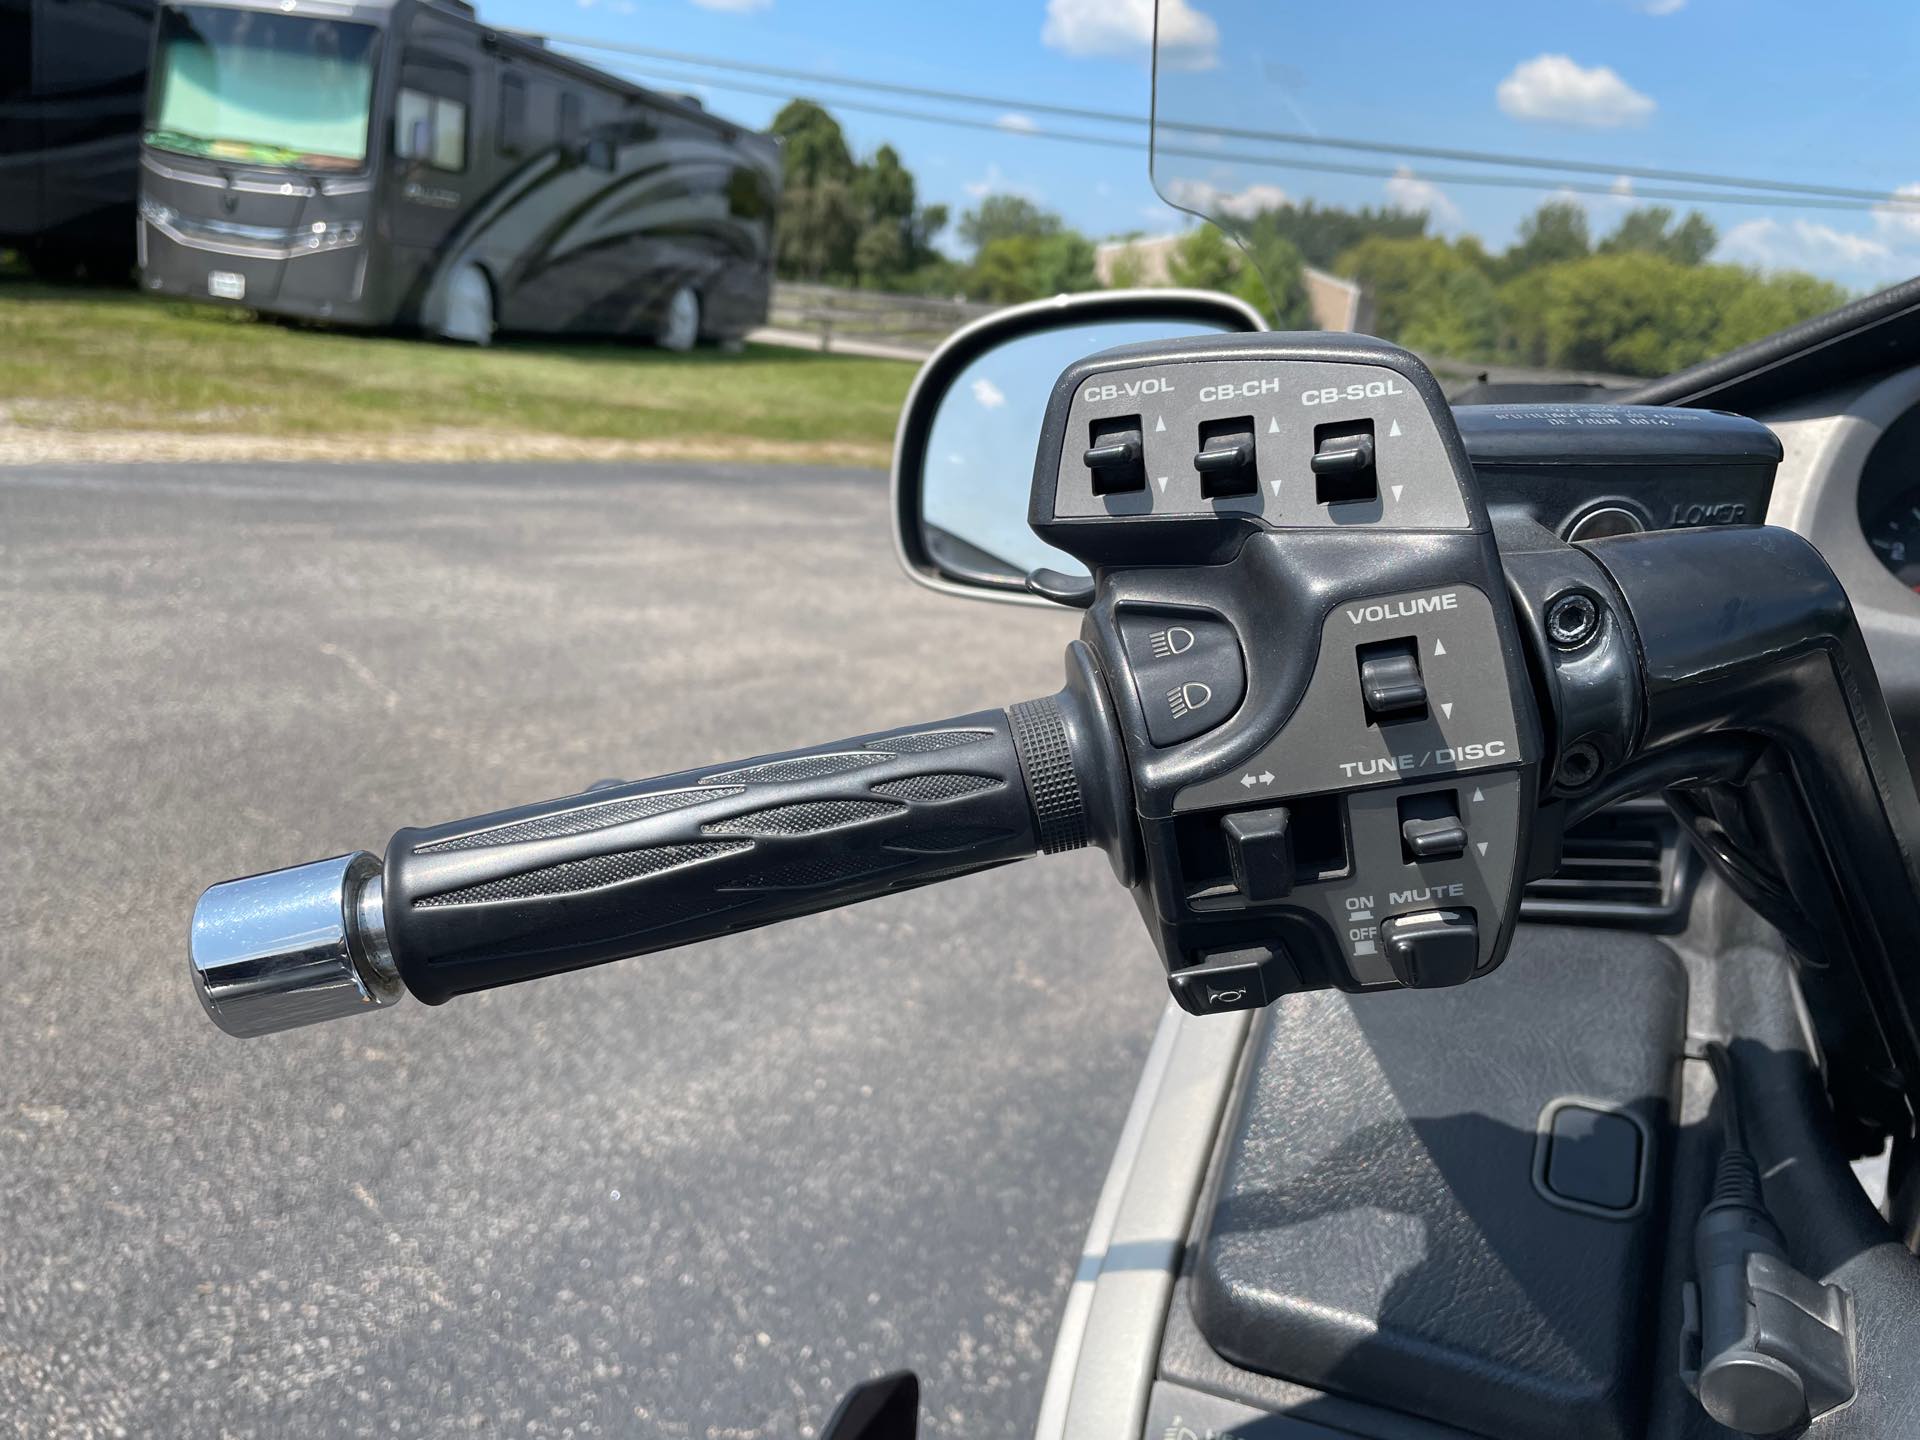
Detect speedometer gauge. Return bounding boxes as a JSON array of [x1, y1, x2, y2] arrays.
[[1865, 491, 1920, 589]]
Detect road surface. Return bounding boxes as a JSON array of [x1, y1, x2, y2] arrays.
[[0, 462, 1168, 1439]]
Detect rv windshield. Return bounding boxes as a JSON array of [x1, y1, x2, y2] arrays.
[[147, 6, 378, 173]]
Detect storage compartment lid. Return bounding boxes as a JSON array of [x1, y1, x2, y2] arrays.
[[1190, 927, 1686, 1440]]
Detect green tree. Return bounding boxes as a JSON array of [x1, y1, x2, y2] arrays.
[[1710, 269, 1849, 351], [1031, 231, 1097, 295], [846, 143, 948, 289], [1236, 201, 1426, 270], [1598, 206, 1718, 266], [771, 99, 854, 188], [770, 100, 860, 281], [853, 221, 909, 284], [1165, 225, 1312, 327], [1503, 200, 1592, 276], [1105, 248, 1147, 289], [1238, 232, 1314, 329], [1336, 235, 1500, 357], [959, 194, 1061, 250], [1166, 225, 1239, 290], [1492, 253, 1848, 377], [853, 144, 914, 227], [769, 107, 948, 289], [964, 229, 1097, 303]]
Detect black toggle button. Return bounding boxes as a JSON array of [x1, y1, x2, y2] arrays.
[[1196, 416, 1258, 498], [1401, 814, 1468, 862], [1086, 416, 1147, 495], [1357, 639, 1426, 722], [1380, 909, 1479, 988], [1222, 807, 1294, 903], [1168, 943, 1299, 1016], [1313, 419, 1378, 505]]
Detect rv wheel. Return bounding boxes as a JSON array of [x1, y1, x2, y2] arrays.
[[444, 264, 495, 346], [659, 285, 701, 352]]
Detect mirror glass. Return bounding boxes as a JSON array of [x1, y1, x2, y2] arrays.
[[920, 315, 1242, 587]]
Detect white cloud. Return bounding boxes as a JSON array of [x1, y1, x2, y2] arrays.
[[1163, 177, 1289, 220], [1873, 183, 1920, 243], [1717, 217, 1890, 273], [1639, 0, 1686, 13], [964, 163, 1040, 202], [971, 377, 1007, 410], [996, 113, 1038, 134], [1042, 0, 1218, 71], [689, 0, 770, 11], [1497, 54, 1656, 128], [1384, 167, 1462, 227]]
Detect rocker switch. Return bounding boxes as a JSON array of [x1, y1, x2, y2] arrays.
[[1358, 640, 1427, 723]]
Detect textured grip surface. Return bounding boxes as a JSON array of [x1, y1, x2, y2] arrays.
[[1009, 695, 1090, 854], [384, 706, 1054, 1003]]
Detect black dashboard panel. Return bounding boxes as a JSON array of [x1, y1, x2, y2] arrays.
[[1456, 404, 1779, 542], [1857, 402, 1920, 587]]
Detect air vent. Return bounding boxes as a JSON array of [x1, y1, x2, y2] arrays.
[[1521, 799, 1695, 929]]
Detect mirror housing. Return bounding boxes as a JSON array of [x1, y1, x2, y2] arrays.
[[890, 289, 1265, 607]]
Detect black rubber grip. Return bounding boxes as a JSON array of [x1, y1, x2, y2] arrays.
[[383, 702, 1077, 1003]]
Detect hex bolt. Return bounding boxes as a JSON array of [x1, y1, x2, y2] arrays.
[[1556, 740, 1603, 792], [1547, 591, 1601, 649]]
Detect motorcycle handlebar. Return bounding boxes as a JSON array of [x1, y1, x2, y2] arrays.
[[190, 695, 1092, 1036]]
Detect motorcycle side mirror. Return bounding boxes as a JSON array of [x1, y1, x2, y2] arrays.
[[819, 1370, 919, 1440], [890, 288, 1265, 606]]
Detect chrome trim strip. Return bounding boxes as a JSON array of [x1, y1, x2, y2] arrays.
[[887, 288, 1268, 610], [143, 152, 322, 196], [1034, 1001, 1253, 1440], [143, 211, 361, 262], [143, 154, 227, 189]]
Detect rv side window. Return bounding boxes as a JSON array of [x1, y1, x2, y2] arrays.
[[558, 93, 583, 145], [498, 72, 528, 157], [394, 85, 468, 173]]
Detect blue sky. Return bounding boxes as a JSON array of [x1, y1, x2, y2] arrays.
[[483, 0, 1920, 291]]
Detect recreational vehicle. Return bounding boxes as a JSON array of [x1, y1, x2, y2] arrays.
[[1, 0, 157, 279], [137, 0, 781, 346]]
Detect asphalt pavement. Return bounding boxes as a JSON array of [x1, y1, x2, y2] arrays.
[[0, 463, 1169, 1439]]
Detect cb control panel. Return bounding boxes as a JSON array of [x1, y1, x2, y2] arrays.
[[1027, 334, 1542, 1014]]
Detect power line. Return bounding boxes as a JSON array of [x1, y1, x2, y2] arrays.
[[521, 27, 1919, 212], [598, 58, 1908, 217]]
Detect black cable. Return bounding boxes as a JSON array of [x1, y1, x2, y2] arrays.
[[603, 62, 1910, 217], [1704, 1041, 1748, 1153], [519, 27, 1920, 212]]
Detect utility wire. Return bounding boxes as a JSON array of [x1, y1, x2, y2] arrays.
[[520, 27, 1919, 212], [598, 58, 1909, 217]]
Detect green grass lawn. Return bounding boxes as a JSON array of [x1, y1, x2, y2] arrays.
[[0, 277, 916, 464]]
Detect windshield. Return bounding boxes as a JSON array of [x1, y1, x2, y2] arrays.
[[1151, 0, 1920, 383], [147, 5, 379, 173]]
